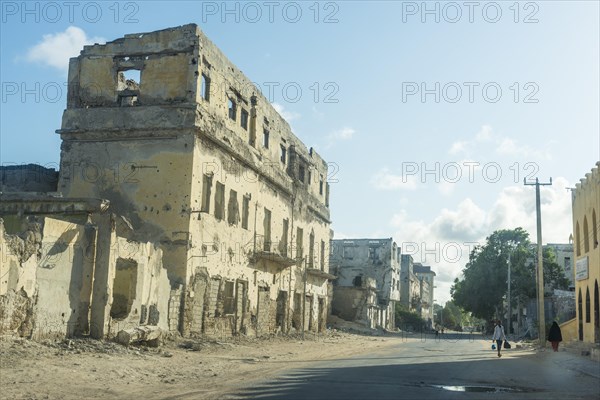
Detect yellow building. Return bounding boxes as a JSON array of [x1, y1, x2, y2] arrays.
[[572, 161, 600, 343]]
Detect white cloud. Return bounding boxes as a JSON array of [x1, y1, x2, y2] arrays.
[[25, 27, 105, 72], [449, 141, 468, 155], [272, 102, 300, 122], [323, 126, 356, 148], [371, 168, 418, 191], [447, 124, 552, 160], [391, 179, 573, 303], [475, 124, 493, 142]]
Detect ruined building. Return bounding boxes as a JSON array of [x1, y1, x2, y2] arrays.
[[1, 24, 333, 339], [400, 255, 436, 329], [413, 263, 435, 327], [329, 239, 400, 330]]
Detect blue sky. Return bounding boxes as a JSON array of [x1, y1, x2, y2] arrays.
[[1, 1, 599, 303]]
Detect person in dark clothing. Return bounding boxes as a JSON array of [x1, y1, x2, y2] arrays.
[[547, 321, 563, 352]]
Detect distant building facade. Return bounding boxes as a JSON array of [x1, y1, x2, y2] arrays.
[[413, 263, 436, 327], [546, 243, 575, 289], [330, 238, 401, 330]]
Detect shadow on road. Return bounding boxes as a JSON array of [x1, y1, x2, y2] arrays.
[[222, 350, 597, 400]]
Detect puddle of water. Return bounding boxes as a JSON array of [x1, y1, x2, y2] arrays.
[[432, 385, 522, 393]]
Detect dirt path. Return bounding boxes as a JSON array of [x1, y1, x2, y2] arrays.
[[0, 331, 404, 400]]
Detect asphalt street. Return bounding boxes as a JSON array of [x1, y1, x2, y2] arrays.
[[223, 333, 600, 399]]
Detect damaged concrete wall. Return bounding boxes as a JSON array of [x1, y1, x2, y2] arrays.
[[56, 24, 333, 337], [0, 216, 92, 338], [330, 238, 400, 304], [0, 212, 172, 340], [105, 236, 170, 336]]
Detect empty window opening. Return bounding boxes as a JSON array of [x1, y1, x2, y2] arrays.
[[241, 108, 249, 130], [296, 227, 303, 259], [242, 195, 250, 230], [110, 258, 138, 320], [319, 175, 324, 195], [308, 231, 315, 268], [593, 209, 598, 248], [586, 288, 591, 323], [263, 208, 272, 251], [320, 240, 325, 271], [228, 98, 237, 120], [307, 170, 312, 184], [343, 246, 354, 260], [223, 281, 235, 315], [117, 69, 141, 107], [228, 189, 239, 225], [214, 181, 225, 220], [584, 216, 590, 253], [280, 145, 287, 164], [263, 129, 270, 149], [576, 221, 581, 256], [369, 246, 377, 260], [201, 173, 213, 213], [353, 275, 362, 287], [201, 73, 211, 101], [280, 218, 289, 257], [299, 165, 306, 183], [123, 69, 140, 84], [249, 118, 256, 147]]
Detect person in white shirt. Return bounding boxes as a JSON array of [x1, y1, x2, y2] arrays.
[[492, 320, 506, 357]]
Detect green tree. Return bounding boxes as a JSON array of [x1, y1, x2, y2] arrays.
[[451, 227, 571, 322], [451, 228, 531, 320]]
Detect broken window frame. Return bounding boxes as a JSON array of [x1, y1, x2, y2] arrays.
[[201, 73, 211, 102], [241, 195, 250, 230], [308, 231, 315, 268], [228, 98, 237, 121], [319, 175, 324, 195], [263, 208, 272, 251], [214, 181, 225, 220], [227, 189, 239, 225], [201, 173, 213, 213], [280, 144, 287, 165], [320, 240, 325, 271], [241, 108, 249, 130], [263, 128, 270, 149]]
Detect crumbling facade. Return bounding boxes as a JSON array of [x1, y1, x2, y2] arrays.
[[413, 263, 435, 327], [572, 162, 599, 343], [400, 254, 421, 311], [400, 255, 436, 329], [55, 24, 332, 338], [330, 238, 400, 330], [1, 24, 332, 340]]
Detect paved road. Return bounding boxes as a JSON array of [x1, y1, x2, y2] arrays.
[[223, 333, 600, 399]]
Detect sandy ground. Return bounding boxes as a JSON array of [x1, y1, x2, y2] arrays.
[[0, 330, 399, 400]]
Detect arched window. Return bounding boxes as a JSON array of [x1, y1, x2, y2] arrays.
[[576, 221, 581, 256], [583, 217, 590, 253], [586, 287, 591, 323], [593, 209, 598, 249], [578, 289, 583, 341], [595, 280, 599, 329]]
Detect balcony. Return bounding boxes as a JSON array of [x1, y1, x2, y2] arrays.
[[248, 234, 297, 268], [306, 267, 336, 280]]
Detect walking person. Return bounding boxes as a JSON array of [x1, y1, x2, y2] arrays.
[[492, 319, 506, 357], [548, 321, 563, 352]]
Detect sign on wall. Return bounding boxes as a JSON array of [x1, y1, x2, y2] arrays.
[[575, 256, 589, 281]]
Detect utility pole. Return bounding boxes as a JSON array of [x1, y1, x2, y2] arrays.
[[524, 177, 552, 347], [507, 252, 511, 335]]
